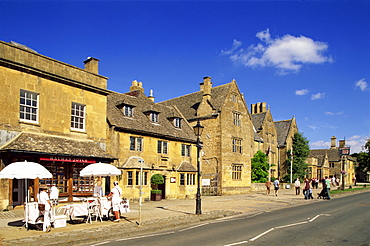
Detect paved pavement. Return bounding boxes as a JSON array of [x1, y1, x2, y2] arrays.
[[0, 186, 368, 246]]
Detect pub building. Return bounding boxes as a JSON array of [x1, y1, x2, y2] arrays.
[[0, 132, 116, 206]]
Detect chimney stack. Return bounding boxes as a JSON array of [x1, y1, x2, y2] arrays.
[[330, 136, 337, 149], [339, 140, 346, 148], [84, 57, 99, 74], [130, 80, 144, 93]]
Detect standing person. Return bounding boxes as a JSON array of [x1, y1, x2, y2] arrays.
[[325, 176, 331, 200], [273, 179, 279, 196], [265, 180, 271, 195], [37, 186, 51, 232], [303, 178, 310, 200], [294, 178, 301, 195], [314, 177, 319, 189], [331, 176, 336, 187], [107, 181, 122, 222]]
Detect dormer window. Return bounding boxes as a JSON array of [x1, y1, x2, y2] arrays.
[[174, 118, 182, 128], [122, 105, 133, 117], [150, 112, 159, 123]]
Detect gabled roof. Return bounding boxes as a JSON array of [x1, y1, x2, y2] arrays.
[[159, 83, 232, 119], [0, 132, 114, 159], [310, 148, 341, 162], [275, 119, 293, 147], [107, 91, 197, 143], [251, 112, 266, 132]]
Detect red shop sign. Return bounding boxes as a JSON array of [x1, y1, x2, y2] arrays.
[[40, 156, 96, 163]]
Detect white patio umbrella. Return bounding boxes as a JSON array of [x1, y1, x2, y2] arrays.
[[79, 162, 121, 177], [0, 161, 52, 179], [80, 162, 121, 197], [0, 160, 52, 229]]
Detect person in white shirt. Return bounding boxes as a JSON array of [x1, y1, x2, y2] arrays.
[[37, 186, 51, 232], [273, 179, 280, 196], [294, 178, 301, 195], [107, 181, 122, 222]]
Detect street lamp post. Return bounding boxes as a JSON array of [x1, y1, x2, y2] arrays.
[[193, 120, 204, 215]]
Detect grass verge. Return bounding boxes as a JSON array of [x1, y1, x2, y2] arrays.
[[331, 186, 370, 195]]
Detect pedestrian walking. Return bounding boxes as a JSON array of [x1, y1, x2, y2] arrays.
[[303, 178, 310, 200], [273, 179, 279, 196], [265, 180, 271, 195], [325, 176, 331, 200], [294, 178, 301, 195]]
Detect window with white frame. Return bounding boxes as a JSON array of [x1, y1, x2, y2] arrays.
[[233, 112, 241, 126], [232, 138, 243, 153], [122, 105, 133, 117], [130, 136, 143, 151], [150, 112, 159, 123], [232, 164, 242, 180], [157, 140, 168, 154], [20, 89, 39, 123], [186, 173, 195, 185], [71, 102, 86, 131], [181, 144, 191, 157], [135, 171, 148, 185], [174, 118, 182, 128]]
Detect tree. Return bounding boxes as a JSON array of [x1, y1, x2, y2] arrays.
[[355, 139, 370, 178], [284, 132, 310, 182], [251, 150, 270, 183]]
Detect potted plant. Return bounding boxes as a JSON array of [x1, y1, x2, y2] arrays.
[[150, 174, 164, 201]]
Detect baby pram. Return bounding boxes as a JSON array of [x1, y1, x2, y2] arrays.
[[317, 187, 329, 199]]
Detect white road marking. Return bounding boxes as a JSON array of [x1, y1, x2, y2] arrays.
[[115, 231, 175, 241], [225, 214, 331, 245], [249, 228, 275, 241], [178, 222, 210, 232], [90, 241, 110, 246], [224, 240, 249, 246]]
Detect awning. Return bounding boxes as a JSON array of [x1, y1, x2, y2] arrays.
[[0, 132, 115, 160]]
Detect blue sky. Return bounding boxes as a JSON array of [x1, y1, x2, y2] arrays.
[[1, 1, 369, 153]]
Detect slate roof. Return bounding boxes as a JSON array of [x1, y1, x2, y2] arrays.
[[159, 83, 232, 119], [107, 91, 197, 143], [274, 119, 293, 147], [309, 148, 341, 162], [0, 132, 114, 159], [177, 161, 197, 172], [251, 113, 266, 132]]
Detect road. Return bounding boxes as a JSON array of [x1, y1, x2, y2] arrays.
[[89, 192, 370, 246]]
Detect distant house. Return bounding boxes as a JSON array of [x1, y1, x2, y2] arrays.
[[308, 136, 356, 186], [160, 77, 254, 195]]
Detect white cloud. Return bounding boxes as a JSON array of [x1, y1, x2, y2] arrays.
[[311, 92, 325, 100], [310, 140, 330, 149], [221, 39, 242, 56], [221, 29, 333, 74], [345, 134, 370, 153], [355, 78, 368, 91], [295, 89, 309, 95], [324, 111, 343, 116], [310, 134, 370, 154]]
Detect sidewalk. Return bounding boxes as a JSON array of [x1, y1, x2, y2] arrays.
[[0, 187, 366, 245]]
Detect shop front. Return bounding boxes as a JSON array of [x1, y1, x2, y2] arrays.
[[0, 132, 116, 208]]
